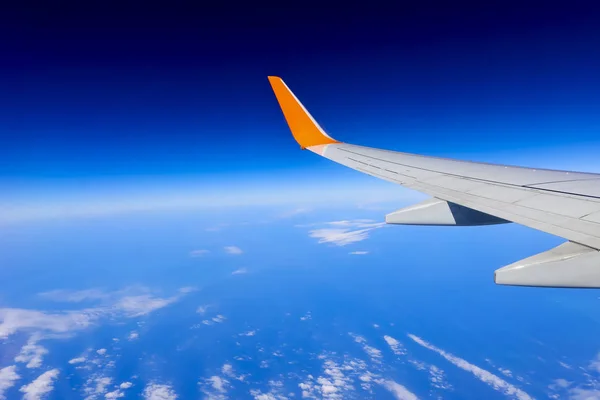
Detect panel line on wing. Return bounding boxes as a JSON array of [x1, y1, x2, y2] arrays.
[[338, 147, 600, 201]]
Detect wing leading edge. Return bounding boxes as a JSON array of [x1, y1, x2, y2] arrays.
[[268, 76, 600, 288]]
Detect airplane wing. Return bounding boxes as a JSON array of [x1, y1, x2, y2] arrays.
[[268, 76, 600, 288]]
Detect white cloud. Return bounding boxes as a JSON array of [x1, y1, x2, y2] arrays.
[[96, 348, 107, 356], [349, 251, 369, 255], [0, 308, 95, 338], [428, 365, 451, 390], [224, 246, 243, 255], [83, 375, 112, 398], [189, 249, 210, 257], [1, 286, 189, 341], [112, 294, 178, 317], [232, 268, 248, 275], [381, 380, 418, 400], [250, 380, 289, 399], [128, 331, 139, 341], [221, 364, 234, 378], [300, 312, 312, 321], [68, 356, 86, 364], [105, 381, 134, 399], [0, 366, 20, 400], [308, 220, 385, 246], [196, 305, 210, 314], [350, 334, 382, 361], [213, 315, 226, 323], [589, 352, 600, 373], [407, 334, 532, 400], [278, 207, 312, 219], [240, 330, 256, 336], [383, 335, 406, 356], [105, 389, 125, 399], [199, 376, 230, 400], [19, 369, 59, 400], [143, 383, 177, 400], [568, 387, 600, 400], [15, 338, 48, 368], [558, 361, 573, 370]]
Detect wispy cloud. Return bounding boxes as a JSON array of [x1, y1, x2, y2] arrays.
[[0, 366, 20, 400], [14, 337, 48, 369], [143, 383, 177, 400], [224, 246, 243, 255], [231, 268, 247, 275], [383, 335, 406, 356], [350, 333, 383, 362], [349, 251, 369, 255], [128, 331, 139, 341], [1, 286, 189, 339], [308, 220, 385, 246], [20, 369, 59, 400], [68, 356, 86, 364], [196, 305, 211, 314], [190, 249, 210, 257], [278, 207, 312, 219], [407, 334, 532, 400], [381, 380, 419, 400], [199, 375, 230, 400]]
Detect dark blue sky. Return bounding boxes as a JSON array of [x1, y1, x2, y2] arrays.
[[2, 1, 600, 213]]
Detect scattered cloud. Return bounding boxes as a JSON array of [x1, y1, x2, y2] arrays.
[[231, 268, 248, 275], [68, 356, 86, 364], [383, 335, 406, 356], [189, 249, 210, 257], [428, 365, 451, 391], [300, 312, 312, 321], [350, 334, 382, 362], [240, 330, 256, 337], [120, 382, 133, 389], [200, 376, 230, 400], [0, 366, 20, 400], [250, 380, 289, 399], [213, 315, 226, 323], [177, 287, 197, 294], [196, 305, 211, 314], [307, 220, 385, 246], [128, 331, 139, 341], [298, 358, 355, 399], [143, 383, 177, 400], [589, 353, 600, 374], [15, 338, 48, 369], [349, 251, 369, 255], [96, 348, 107, 356], [112, 294, 179, 318], [201, 315, 227, 326], [221, 364, 234, 378], [408, 334, 532, 400], [1, 286, 189, 340], [224, 246, 243, 255], [19, 369, 59, 400], [83, 375, 112, 399], [278, 207, 312, 219], [381, 380, 418, 400]]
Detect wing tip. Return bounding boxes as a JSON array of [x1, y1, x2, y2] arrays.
[[267, 76, 340, 149]]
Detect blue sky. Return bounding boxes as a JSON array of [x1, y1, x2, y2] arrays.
[[2, 2, 600, 222]]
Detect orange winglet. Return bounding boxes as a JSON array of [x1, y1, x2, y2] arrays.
[[268, 76, 340, 149]]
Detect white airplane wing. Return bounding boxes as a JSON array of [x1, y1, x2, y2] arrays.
[[268, 76, 600, 288]]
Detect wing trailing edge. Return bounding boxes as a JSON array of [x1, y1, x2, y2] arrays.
[[494, 242, 600, 288], [386, 198, 509, 226]]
